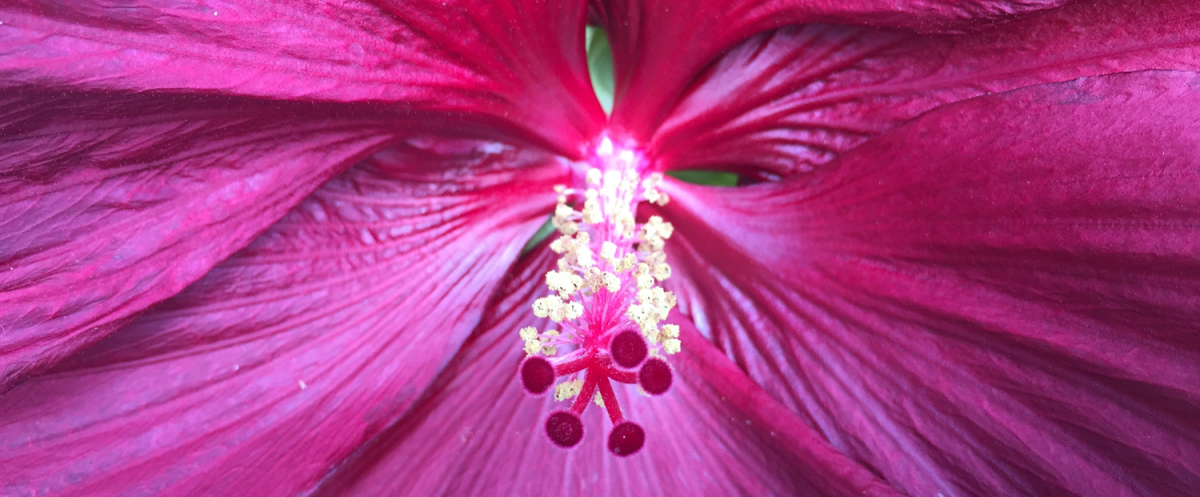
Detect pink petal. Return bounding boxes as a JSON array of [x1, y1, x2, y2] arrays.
[[604, 0, 1194, 153], [660, 71, 1200, 496], [0, 138, 566, 496], [2, 0, 602, 153], [649, 0, 1200, 180], [313, 245, 901, 497], [0, 92, 397, 392]]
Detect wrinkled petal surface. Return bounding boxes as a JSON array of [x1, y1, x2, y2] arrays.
[[599, 0, 1080, 141], [1, 0, 602, 152], [0, 137, 566, 497], [0, 91, 397, 391], [313, 245, 901, 497], [662, 71, 1200, 496], [650, 0, 1200, 179]]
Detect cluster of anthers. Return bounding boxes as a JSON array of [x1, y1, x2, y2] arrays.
[[518, 138, 679, 457]]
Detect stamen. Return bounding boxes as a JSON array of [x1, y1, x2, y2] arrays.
[[518, 137, 680, 457]]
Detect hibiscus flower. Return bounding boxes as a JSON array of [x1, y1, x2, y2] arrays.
[[3, 0, 1200, 495]]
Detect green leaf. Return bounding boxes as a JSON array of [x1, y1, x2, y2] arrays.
[[667, 170, 740, 187], [586, 26, 614, 115], [521, 216, 557, 255]]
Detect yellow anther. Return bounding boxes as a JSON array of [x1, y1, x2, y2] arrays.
[[545, 270, 578, 297], [643, 187, 662, 204], [587, 168, 602, 185], [627, 303, 651, 323], [575, 245, 595, 268], [642, 324, 661, 344], [593, 391, 605, 407], [553, 217, 579, 236], [641, 234, 666, 253], [584, 267, 604, 292], [641, 216, 674, 247], [645, 251, 666, 266], [564, 301, 584, 321], [661, 324, 679, 339], [555, 204, 575, 219], [549, 236, 567, 254], [653, 263, 671, 281], [555, 378, 584, 401], [582, 200, 603, 224], [656, 219, 674, 239], [535, 295, 570, 322], [616, 254, 637, 273], [638, 320, 659, 337], [532, 297, 556, 318], [602, 272, 621, 292], [636, 288, 652, 304], [520, 326, 542, 356], [663, 338, 681, 354], [637, 274, 655, 290], [615, 212, 636, 238], [652, 288, 677, 319], [600, 241, 617, 260]]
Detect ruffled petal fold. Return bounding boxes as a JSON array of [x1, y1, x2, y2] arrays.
[[1, 0, 602, 152], [603, 0, 1198, 157], [649, 0, 1200, 179], [0, 137, 566, 497], [0, 92, 398, 391], [661, 71, 1200, 496], [313, 245, 901, 497]]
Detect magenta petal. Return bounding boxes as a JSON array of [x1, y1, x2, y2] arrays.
[[313, 246, 901, 497], [601, 0, 1078, 143], [661, 71, 1200, 496], [2, 0, 602, 153], [650, 0, 1200, 179], [0, 92, 397, 391], [0, 138, 565, 496]]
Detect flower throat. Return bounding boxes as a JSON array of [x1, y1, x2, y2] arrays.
[[518, 137, 679, 456]]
